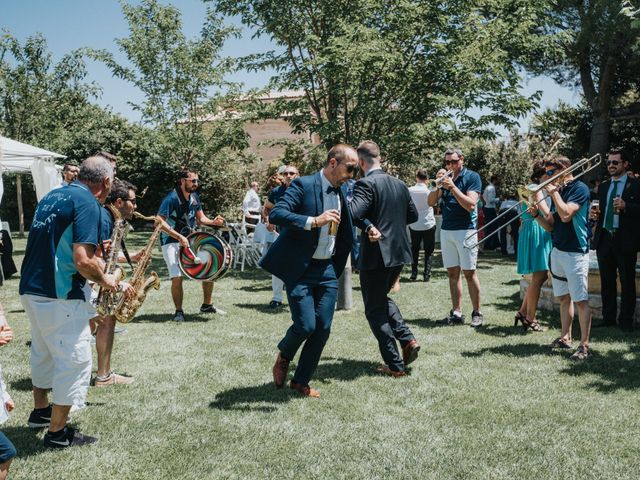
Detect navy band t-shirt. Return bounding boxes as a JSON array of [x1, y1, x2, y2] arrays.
[[440, 168, 482, 230], [158, 189, 203, 245], [551, 179, 590, 253], [19, 182, 101, 300]]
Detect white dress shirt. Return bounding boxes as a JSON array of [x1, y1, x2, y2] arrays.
[[304, 172, 340, 259]]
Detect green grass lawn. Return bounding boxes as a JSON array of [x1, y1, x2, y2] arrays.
[[1, 233, 638, 479]]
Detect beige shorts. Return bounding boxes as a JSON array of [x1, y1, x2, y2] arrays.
[[440, 229, 478, 270], [21, 294, 92, 406], [549, 248, 589, 302]]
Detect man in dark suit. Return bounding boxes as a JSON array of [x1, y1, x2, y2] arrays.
[[591, 149, 640, 331], [259, 145, 356, 397], [350, 141, 420, 377]]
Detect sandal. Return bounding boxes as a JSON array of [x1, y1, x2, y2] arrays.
[[548, 337, 572, 349], [515, 312, 543, 332], [522, 317, 544, 332]]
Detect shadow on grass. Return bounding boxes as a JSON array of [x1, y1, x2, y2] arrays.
[[233, 302, 289, 315], [209, 357, 378, 412], [1, 425, 46, 459], [461, 342, 558, 358], [404, 317, 440, 328], [135, 312, 212, 323], [9, 377, 32, 392], [486, 291, 521, 313], [560, 343, 640, 392], [237, 283, 272, 293]]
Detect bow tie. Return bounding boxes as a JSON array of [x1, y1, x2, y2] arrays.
[[326, 185, 340, 195]]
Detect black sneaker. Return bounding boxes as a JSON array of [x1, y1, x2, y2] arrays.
[[28, 405, 52, 429], [470, 310, 484, 328], [268, 301, 283, 309], [436, 310, 465, 326], [173, 310, 185, 322], [200, 304, 217, 314], [44, 426, 97, 449]]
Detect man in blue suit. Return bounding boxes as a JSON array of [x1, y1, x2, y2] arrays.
[[259, 144, 357, 398]]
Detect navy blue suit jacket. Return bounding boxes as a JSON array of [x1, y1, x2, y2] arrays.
[[259, 172, 354, 286]]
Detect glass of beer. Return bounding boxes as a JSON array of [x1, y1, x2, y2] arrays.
[[590, 199, 599, 220], [328, 221, 338, 236]]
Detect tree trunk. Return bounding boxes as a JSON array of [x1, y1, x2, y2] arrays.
[[589, 112, 610, 157]]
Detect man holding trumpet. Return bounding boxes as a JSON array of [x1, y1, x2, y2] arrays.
[[428, 148, 484, 328], [531, 156, 592, 360]]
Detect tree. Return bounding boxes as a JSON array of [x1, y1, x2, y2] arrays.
[[0, 31, 99, 146], [94, 0, 253, 218], [523, 0, 640, 157], [212, 0, 554, 168], [95, 0, 247, 165]]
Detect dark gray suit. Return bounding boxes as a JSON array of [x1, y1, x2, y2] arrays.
[[350, 169, 419, 372]]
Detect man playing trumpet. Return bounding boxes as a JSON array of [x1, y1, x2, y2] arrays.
[[428, 148, 484, 327]]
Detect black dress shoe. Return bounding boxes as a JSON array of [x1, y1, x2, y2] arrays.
[[268, 301, 283, 309]]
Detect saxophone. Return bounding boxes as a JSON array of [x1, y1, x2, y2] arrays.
[[113, 212, 164, 323], [95, 205, 130, 316]]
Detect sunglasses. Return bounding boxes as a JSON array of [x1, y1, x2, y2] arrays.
[[606, 160, 622, 166], [122, 197, 137, 204], [444, 159, 460, 165], [342, 163, 357, 173]]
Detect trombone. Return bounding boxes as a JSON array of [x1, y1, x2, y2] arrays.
[[463, 153, 602, 250]]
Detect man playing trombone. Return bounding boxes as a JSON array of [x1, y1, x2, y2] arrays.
[[532, 156, 592, 360], [428, 148, 484, 327]]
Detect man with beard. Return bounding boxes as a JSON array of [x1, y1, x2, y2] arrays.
[[158, 168, 225, 322]]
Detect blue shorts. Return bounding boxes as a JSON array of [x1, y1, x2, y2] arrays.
[[0, 432, 17, 463]]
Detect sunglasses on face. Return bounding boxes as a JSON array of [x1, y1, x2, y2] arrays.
[[606, 160, 622, 166], [342, 163, 356, 173], [122, 197, 137, 204], [444, 159, 460, 165]]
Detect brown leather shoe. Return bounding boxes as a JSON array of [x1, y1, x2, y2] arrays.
[[289, 381, 320, 398], [272, 352, 290, 388], [402, 339, 421, 366], [376, 365, 407, 377]]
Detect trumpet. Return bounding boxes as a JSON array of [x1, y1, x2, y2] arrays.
[[464, 153, 602, 250], [426, 170, 454, 189]]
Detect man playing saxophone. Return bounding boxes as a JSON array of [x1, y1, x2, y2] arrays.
[[90, 180, 142, 387]]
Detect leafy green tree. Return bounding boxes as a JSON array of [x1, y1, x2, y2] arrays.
[[95, 0, 253, 218], [212, 0, 549, 168], [0, 31, 99, 146], [523, 0, 640, 157]]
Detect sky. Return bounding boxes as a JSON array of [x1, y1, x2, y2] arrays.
[[2, 0, 582, 134]]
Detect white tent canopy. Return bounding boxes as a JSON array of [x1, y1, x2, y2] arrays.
[[0, 135, 64, 202]]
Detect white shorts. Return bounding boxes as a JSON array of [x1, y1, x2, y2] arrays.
[[440, 229, 478, 270], [162, 242, 183, 279], [21, 294, 92, 406], [82, 282, 98, 318], [549, 248, 589, 302]]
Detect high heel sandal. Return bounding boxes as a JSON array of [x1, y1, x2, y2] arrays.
[[514, 312, 543, 332]]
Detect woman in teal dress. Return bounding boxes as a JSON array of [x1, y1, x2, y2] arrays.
[[515, 162, 552, 331]]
